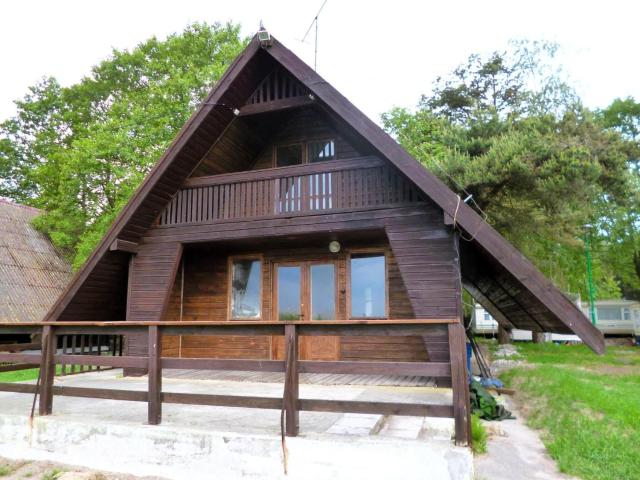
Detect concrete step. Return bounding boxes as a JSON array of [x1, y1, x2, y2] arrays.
[[326, 413, 386, 436], [376, 416, 454, 441]]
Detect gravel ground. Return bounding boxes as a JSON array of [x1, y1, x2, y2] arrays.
[[0, 457, 166, 480]]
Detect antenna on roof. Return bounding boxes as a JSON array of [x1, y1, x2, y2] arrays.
[[301, 0, 328, 71]]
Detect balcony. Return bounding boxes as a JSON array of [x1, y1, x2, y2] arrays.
[[157, 156, 422, 226]]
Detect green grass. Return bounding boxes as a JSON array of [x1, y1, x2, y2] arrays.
[[507, 342, 640, 367], [470, 414, 488, 455], [41, 469, 64, 480], [0, 464, 13, 477], [500, 343, 640, 480], [0, 365, 65, 383]]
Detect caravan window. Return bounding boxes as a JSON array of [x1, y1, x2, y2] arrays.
[[596, 306, 622, 321]]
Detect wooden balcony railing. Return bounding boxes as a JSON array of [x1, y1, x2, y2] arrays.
[[157, 156, 422, 226], [0, 320, 470, 446]]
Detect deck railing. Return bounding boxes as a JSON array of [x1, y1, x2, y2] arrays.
[[0, 320, 470, 446], [0, 335, 122, 376], [157, 156, 422, 226]]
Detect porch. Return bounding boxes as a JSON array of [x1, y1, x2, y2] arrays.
[[0, 320, 470, 444], [0, 368, 472, 480]]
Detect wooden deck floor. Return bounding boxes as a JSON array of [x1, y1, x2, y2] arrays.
[[162, 369, 436, 387]]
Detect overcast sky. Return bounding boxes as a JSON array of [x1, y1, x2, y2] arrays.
[[1, 0, 638, 124]]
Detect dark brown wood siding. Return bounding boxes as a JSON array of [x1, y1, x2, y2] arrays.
[[125, 241, 182, 360], [385, 209, 458, 362], [154, 215, 455, 362], [251, 107, 368, 170]]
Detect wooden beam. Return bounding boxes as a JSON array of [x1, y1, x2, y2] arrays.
[[109, 238, 139, 254], [182, 155, 383, 188], [0, 353, 42, 364], [298, 360, 451, 377], [448, 323, 471, 446], [147, 326, 162, 425], [0, 383, 38, 394], [162, 392, 282, 409], [0, 342, 40, 352], [299, 399, 453, 417], [283, 324, 299, 437], [53, 354, 147, 369], [54, 386, 148, 401], [238, 95, 314, 116], [162, 358, 285, 372], [461, 277, 516, 330], [38, 326, 55, 416], [0, 319, 458, 328]]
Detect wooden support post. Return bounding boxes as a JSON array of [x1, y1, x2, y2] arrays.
[[498, 325, 511, 345], [448, 323, 471, 446], [283, 324, 299, 437], [71, 335, 77, 374], [147, 326, 162, 425], [61, 335, 68, 376], [532, 331, 546, 344], [38, 325, 56, 416]]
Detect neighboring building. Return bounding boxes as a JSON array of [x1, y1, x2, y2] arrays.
[[473, 299, 640, 338], [0, 199, 71, 324], [43, 35, 604, 367], [580, 300, 640, 335]]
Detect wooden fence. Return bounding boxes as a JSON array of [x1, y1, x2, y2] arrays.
[[0, 335, 123, 376], [0, 320, 470, 446]]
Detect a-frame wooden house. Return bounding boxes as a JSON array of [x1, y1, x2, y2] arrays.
[[35, 33, 603, 444]]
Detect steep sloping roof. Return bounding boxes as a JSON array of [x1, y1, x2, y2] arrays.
[[44, 35, 604, 353], [0, 199, 71, 322]]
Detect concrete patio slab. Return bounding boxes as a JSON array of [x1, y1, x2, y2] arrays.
[[0, 370, 473, 480]]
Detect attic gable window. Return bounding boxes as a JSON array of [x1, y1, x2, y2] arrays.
[[276, 144, 303, 167], [275, 139, 337, 167], [308, 139, 336, 163]]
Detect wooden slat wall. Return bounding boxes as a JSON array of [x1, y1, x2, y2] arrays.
[[246, 66, 308, 105], [385, 206, 458, 362], [251, 107, 365, 170], [57, 251, 129, 321], [125, 242, 182, 362]]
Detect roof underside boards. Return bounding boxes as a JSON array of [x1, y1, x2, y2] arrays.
[[44, 35, 604, 353], [0, 200, 72, 323]]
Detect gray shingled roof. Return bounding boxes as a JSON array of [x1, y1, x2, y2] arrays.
[[0, 199, 71, 322]]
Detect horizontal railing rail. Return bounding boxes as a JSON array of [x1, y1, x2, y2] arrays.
[[0, 319, 470, 446]]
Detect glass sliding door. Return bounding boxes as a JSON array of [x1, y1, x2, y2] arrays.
[[277, 265, 302, 321], [310, 263, 336, 320]]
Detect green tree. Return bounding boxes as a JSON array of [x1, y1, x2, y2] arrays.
[[0, 22, 246, 268], [383, 42, 638, 300], [600, 97, 640, 142]]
